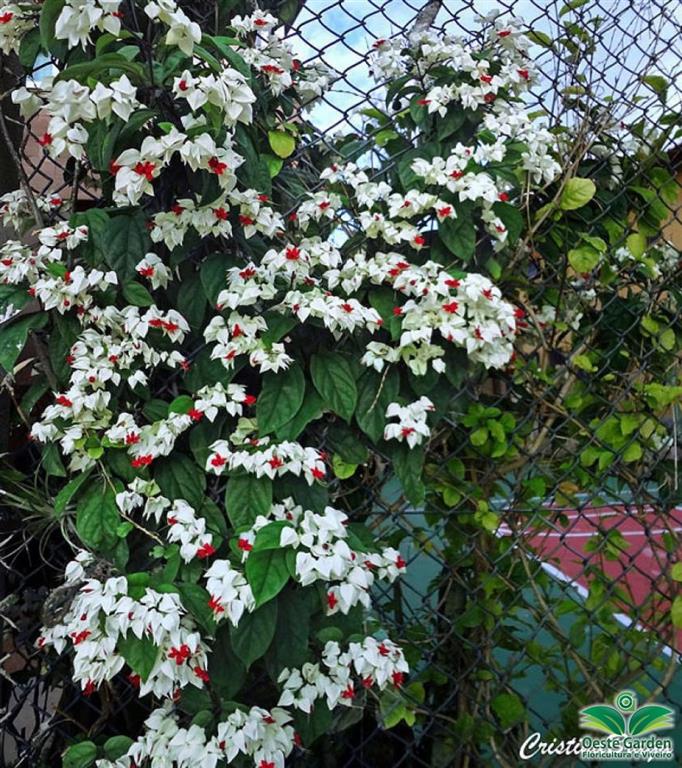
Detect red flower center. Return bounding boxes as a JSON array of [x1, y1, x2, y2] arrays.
[[134, 161, 156, 181]]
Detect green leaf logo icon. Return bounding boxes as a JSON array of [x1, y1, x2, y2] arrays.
[[580, 690, 676, 738], [628, 705, 675, 736], [580, 705, 627, 735]]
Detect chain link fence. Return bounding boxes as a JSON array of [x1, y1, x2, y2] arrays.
[[1, 0, 681, 766]]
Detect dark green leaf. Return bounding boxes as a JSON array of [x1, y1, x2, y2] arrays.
[[492, 202, 524, 243], [0, 313, 47, 372], [19, 28, 42, 69], [118, 633, 159, 681], [56, 53, 146, 84], [253, 521, 292, 551], [40, 0, 65, 54], [439, 210, 476, 261], [225, 474, 272, 528], [103, 736, 134, 761], [257, 362, 306, 434], [390, 442, 425, 507], [177, 272, 206, 331], [55, 469, 93, 515], [245, 548, 289, 606], [209, 626, 246, 696], [266, 587, 310, 675], [230, 600, 277, 668], [275, 383, 324, 440], [310, 353, 357, 421], [275, 475, 328, 513], [122, 281, 154, 307], [356, 368, 400, 442], [177, 583, 216, 633], [104, 213, 151, 279], [76, 482, 120, 551], [62, 742, 97, 768], [155, 455, 206, 507]]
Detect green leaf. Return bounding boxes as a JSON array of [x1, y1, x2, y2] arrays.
[[560, 177, 596, 210], [332, 456, 357, 479], [568, 245, 600, 272], [439, 211, 476, 261], [672, 563, 682, 581], [326, 422, 368, 464], [76, 482, 119, 551], [203, 35, 251, 78], [40, 0, 65, 54], [103, 736, 134, 761], [122, 281, 154, 307], [177, 583, 216, 634], [0, 313, 47, 372], [642, 75, 668, 101], [62, 742, 97, 768], [56, 53, 146, 84], [117, 633, 159, 681], [155, 455, 206, 507], [104, 213, 151, 279], [263, 154, 284, 178], [245, 548, 289, 607], [257, 362, 305, 434], [310, 353, 357, 421], [560, 0, 589, 14], [436, 109, 466, 140], [380, 688, 410, 729], [356, 368, 400, 442], [225, 475, 272, 528], [275, 383, 324, 441], [54, 469, 93, 515], [671, 595, 682, 628], [209, 626, 246, 697], [492, 202, 524, 243], [253, 521, 292, 551], [266, 587, 310, 674], [627, 232, 647, 258], [19, 28, 42, 69], [391, 443, 425, 506], [492, 692, 525, 729], [527, 29, 553, 47], [375, 128, 399, 147], [294, 701, 333, 746], [169, 395, 193, 414], [275, 475, 328, 514], [230, 600, 277, 668], [268, 130, 296, 158], [200, 254, 228, 305]]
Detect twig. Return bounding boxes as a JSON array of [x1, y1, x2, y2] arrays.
[[0, 103, 44, 228]]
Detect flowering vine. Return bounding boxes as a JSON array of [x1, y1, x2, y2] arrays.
[[8, 3, 672, 767]]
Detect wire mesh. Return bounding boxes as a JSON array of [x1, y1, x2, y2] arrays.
[[1, 0, 681, 766]]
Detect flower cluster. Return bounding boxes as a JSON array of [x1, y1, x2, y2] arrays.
[[206, 437, 326, 484], [13, 76, 141, 159], [38, 556, 210, 699], [235, 498, 407, 615], [0, 3, 34, 54], [384, 396, 434, 448], [278, 637, 409, 712], [106, 704, 296, 768]]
